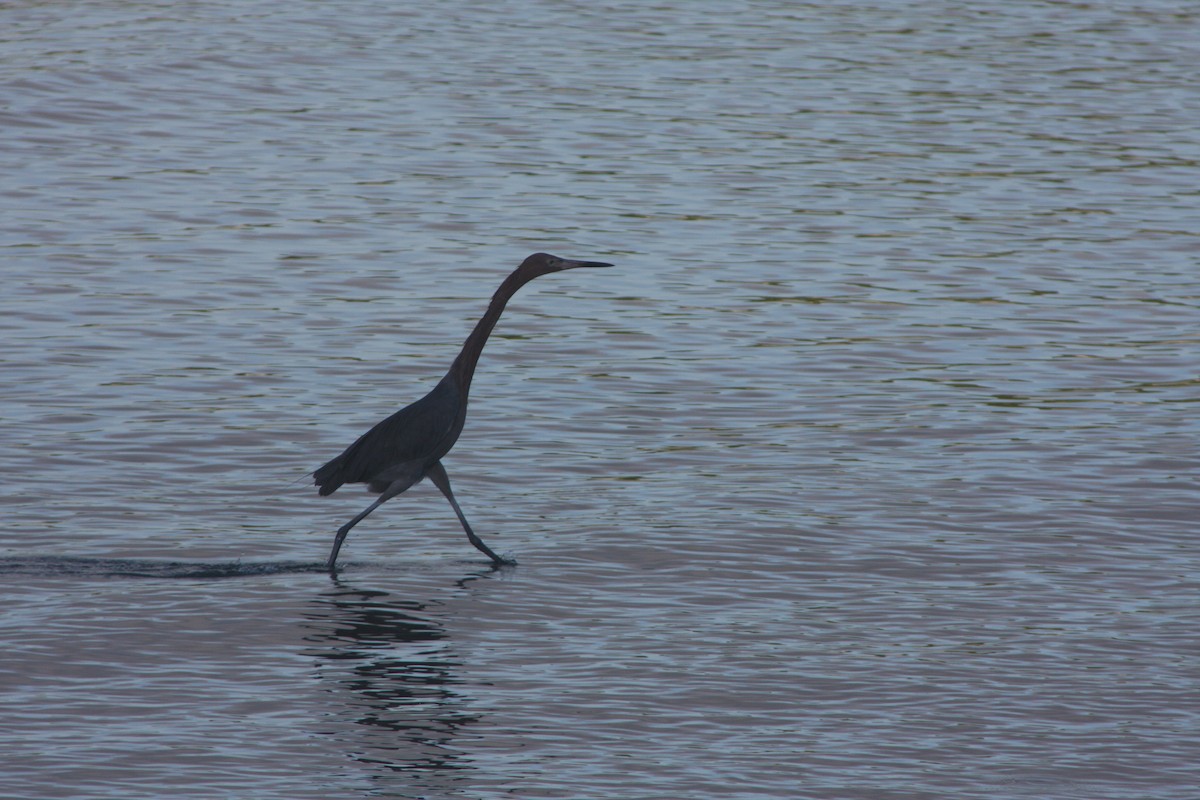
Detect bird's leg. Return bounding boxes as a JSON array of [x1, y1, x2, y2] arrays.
[[426, 460, 514, 566], [327, 494, 390, 572]]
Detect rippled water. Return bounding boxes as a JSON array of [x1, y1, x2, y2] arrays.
[[2, 2, 1197, 798]]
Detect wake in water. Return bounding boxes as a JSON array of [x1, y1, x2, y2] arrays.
[[0, 556, 329, 579]]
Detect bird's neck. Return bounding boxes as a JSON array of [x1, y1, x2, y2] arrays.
[[448, 270, 528, 394]]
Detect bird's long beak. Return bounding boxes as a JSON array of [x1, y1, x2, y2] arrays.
[[560, 259, 614, 270]]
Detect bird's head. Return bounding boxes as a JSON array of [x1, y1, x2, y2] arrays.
[[518, 252, 614, 278]]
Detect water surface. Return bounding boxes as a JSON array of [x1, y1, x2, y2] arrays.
[[1, 2, 1197, 798]]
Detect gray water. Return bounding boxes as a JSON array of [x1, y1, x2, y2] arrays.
[[1, 2, 1197, 798]]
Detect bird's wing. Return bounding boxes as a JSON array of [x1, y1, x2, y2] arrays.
[[314, 378, 463, 495]]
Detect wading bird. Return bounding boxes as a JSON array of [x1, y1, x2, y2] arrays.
[[314, 252, 612, 572]]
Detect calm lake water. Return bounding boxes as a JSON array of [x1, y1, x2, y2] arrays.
[[2, 2, 1197, 798]]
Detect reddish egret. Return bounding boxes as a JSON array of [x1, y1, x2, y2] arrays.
[[314, 252, 612, 571]]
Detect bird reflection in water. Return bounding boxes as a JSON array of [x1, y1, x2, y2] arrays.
[[301, 574, 492, 787]]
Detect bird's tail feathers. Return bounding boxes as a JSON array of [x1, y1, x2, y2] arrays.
[[313, 457, 345, 496]]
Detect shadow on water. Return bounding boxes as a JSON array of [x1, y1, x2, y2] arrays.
[[0, 555, 329, 579], [300, 573, 496, 795]]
